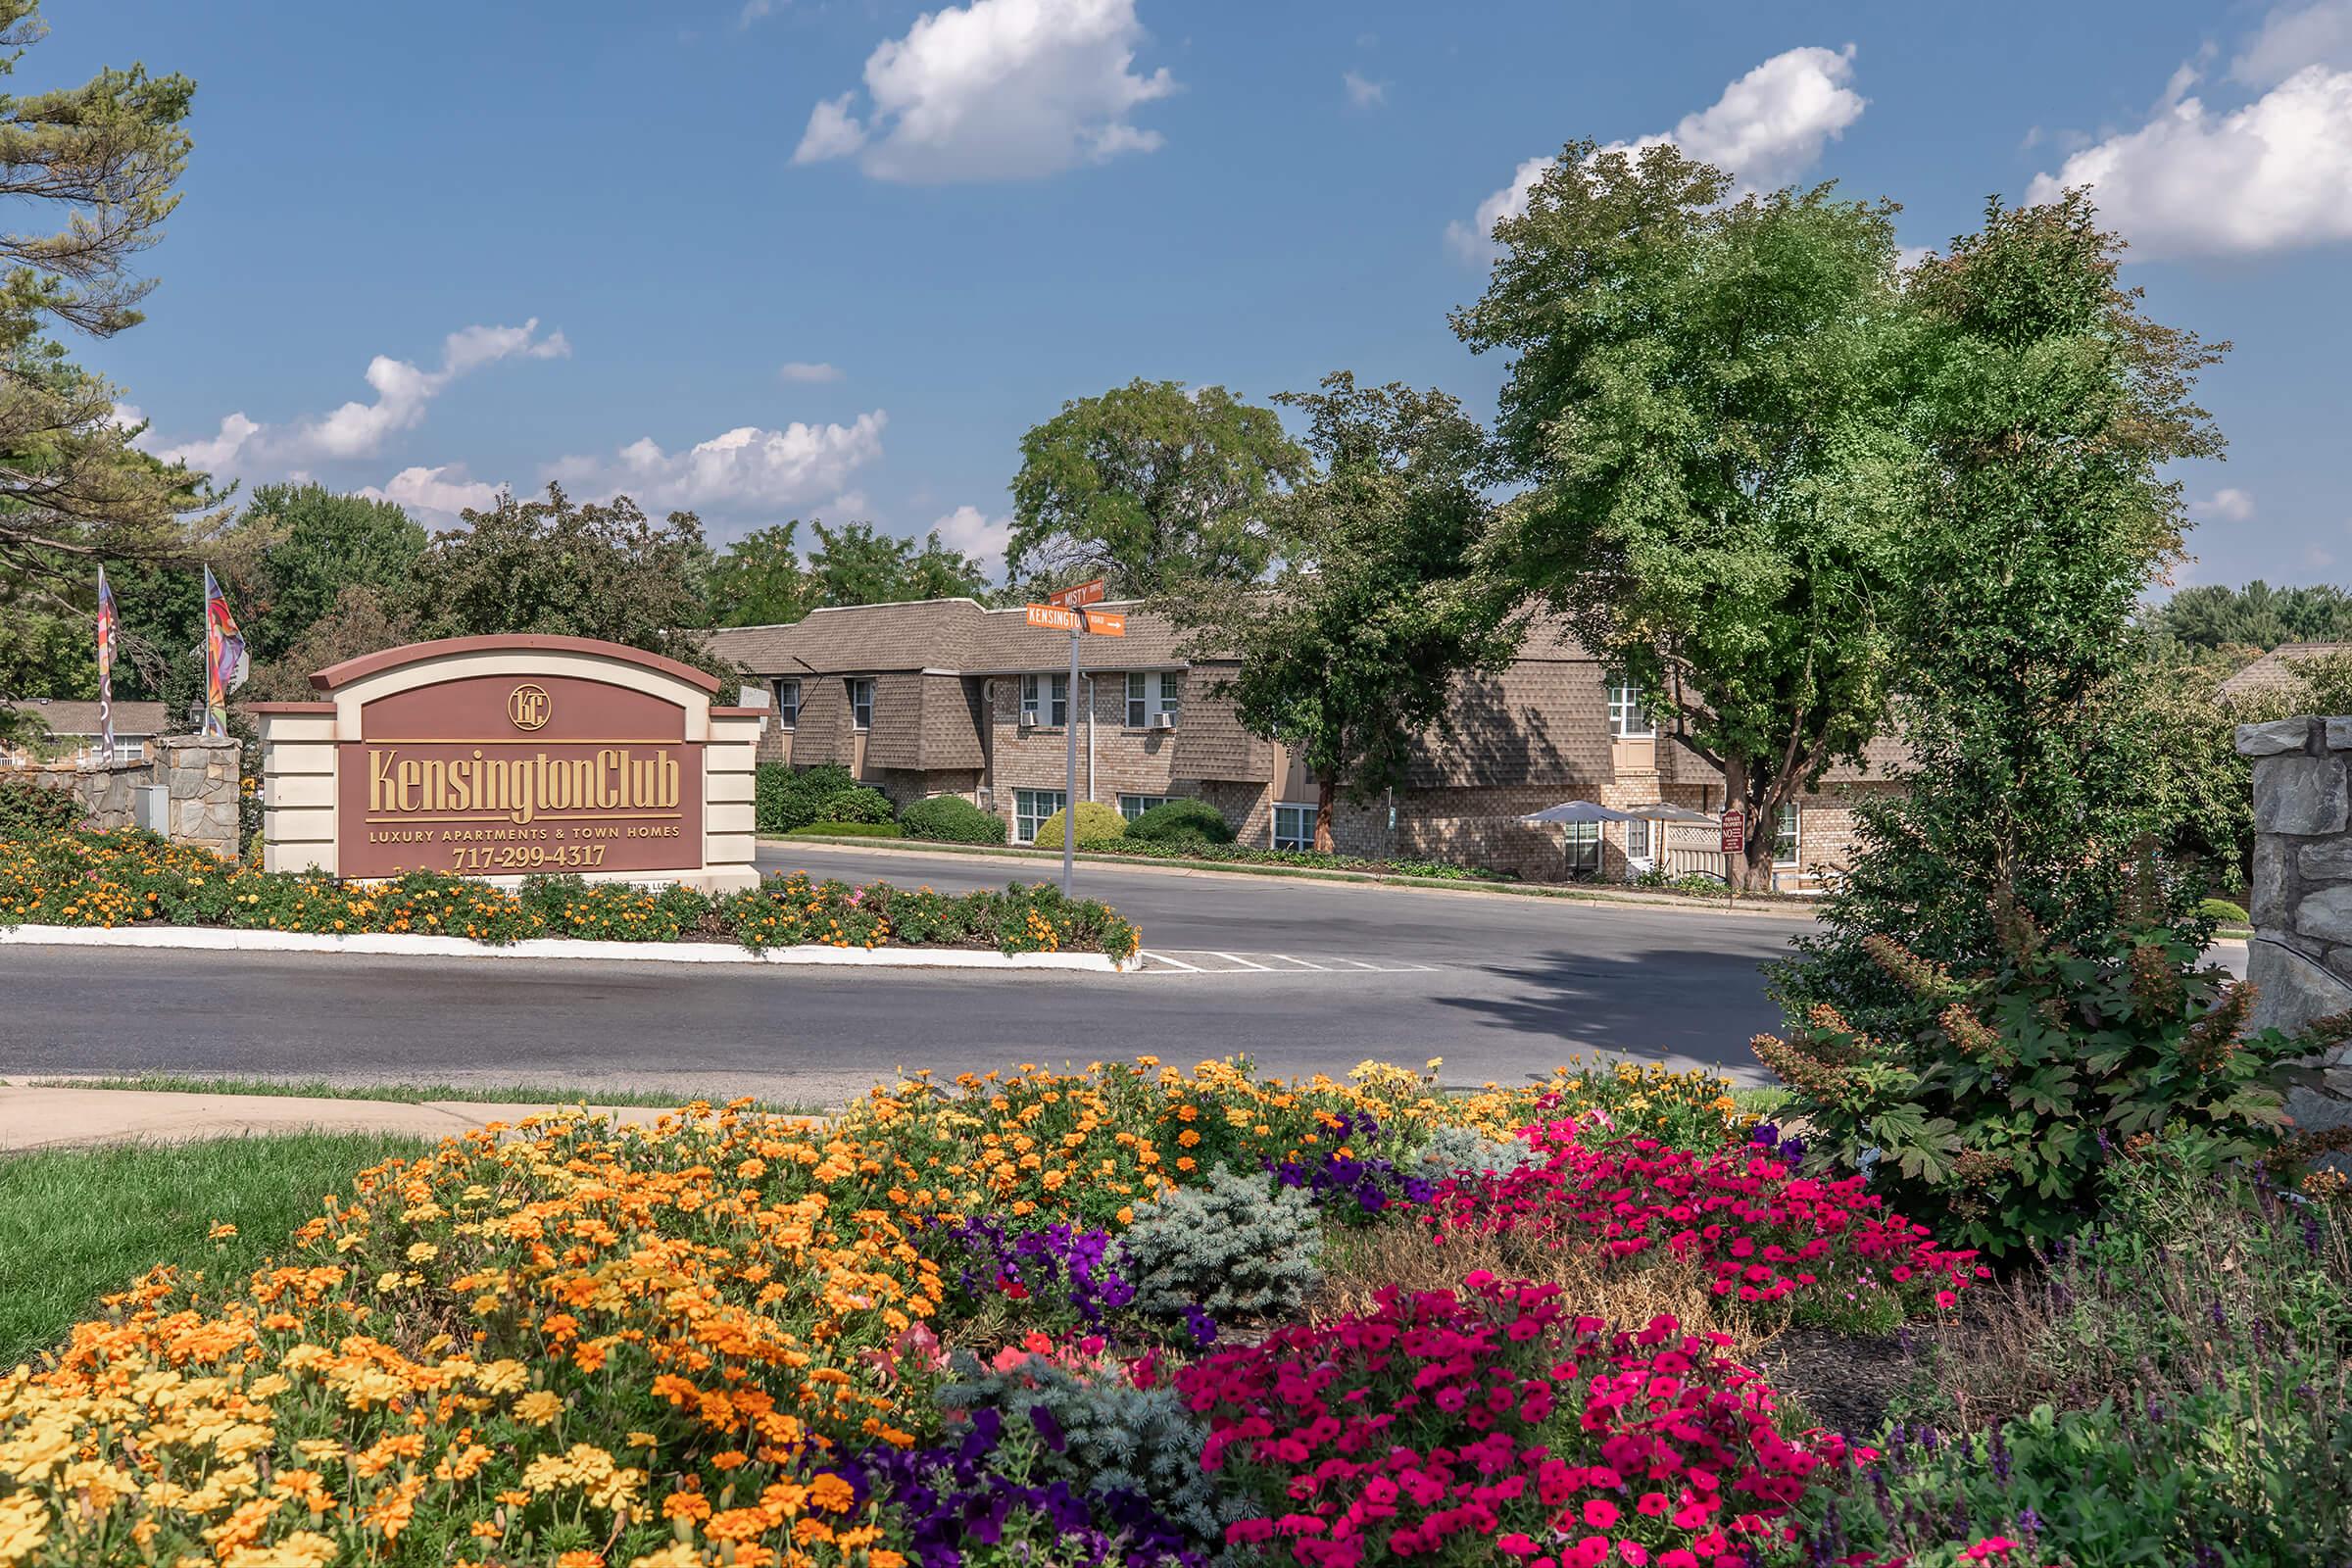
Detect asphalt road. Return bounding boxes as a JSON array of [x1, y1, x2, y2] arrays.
[[0, 843, 1816, 1103]]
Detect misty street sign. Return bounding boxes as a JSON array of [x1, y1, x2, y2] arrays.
[[1047, 578, 1107, 610]]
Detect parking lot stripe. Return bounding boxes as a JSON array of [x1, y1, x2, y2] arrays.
[[1141, 950, 1201, 971], [1210, 952, 1276, 970], [1267, 955, 1330, 970]]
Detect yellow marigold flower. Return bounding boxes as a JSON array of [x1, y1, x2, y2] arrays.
[[208, 1221, 238, 1240], [514, 1389, 564, 1426], [0, 1494, 50, 1565], [221, 1531, 337, 1568], [627, 1547, 703, 1568], [807, 1473, 856, 1514]]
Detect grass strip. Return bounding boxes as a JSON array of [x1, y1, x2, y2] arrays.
[[0, 1131, 433, 1367], [21, 1074, 827, 1114]]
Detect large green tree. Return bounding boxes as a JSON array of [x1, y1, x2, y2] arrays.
[[1776, 192, 2227, 1035], [1006, 378, 1308, 597], [2145, 580, 2352, 654], [806, 520, 989, 607], [1175, 373, 1516, 851], [707, 522, 817, 626], [0, 4, 217, 602], [402, 485, 721, 675], [237, 483, 425, 663], [1454, 143, 1919, 890]]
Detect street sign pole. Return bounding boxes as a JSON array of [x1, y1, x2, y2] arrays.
[[1063, 624, 1080, 896]]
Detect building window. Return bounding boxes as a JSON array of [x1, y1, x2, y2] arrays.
[[848, 678, 874, 731], [770, 678, 800, 730], [1014, 788, 1067, 845], [1118, 793, 1173, 822], [1606, 673, 1655, 739], [1773, 803, 1800, 866], [1126, 671, 1181, 727], [1563, 820, 1602, 874], [1021, 673, 1068, 727], [1624, 815, 1651, 862], [1273, 802, 1317, 853]]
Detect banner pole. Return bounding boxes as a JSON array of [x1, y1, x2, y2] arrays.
[[1062, 625, 1080, 897]]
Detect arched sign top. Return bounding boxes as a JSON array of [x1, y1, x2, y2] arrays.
[[309, 634, 724, 696]]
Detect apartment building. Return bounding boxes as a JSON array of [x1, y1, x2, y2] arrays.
[[702, 600, 1899, 888]]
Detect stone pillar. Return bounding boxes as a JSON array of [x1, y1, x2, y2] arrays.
[[2235, 715, 2352, 1139], [154, 734, 243, 862], [703, 706, 765, 894]]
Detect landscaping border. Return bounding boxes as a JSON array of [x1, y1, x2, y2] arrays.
[[767, 832, 1826, 917], [0, 922, 1134, 972]]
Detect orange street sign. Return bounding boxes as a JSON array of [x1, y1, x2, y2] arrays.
[[1026, 604, 1085, 631], [1048, 578, 1107, 610], [1081, 609, 1125, 636]]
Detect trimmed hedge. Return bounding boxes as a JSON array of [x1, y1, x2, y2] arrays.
[[1034, 800, 1130, 850], [755, 762, 898, 832], [1124, 797, 1235, 845], [901, 793, 1008, 845], [819, 784, 897, 825]]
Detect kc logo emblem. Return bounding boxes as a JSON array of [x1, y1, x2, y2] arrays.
[[507, 683, 552, 731]]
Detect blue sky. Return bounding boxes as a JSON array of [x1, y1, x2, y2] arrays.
[[52, 0, 2352, 590]]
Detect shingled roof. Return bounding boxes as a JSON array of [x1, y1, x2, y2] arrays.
[[704, 598, 1197, 676], [2216, 643, 2352, 702], [2, 699, 172, 738]]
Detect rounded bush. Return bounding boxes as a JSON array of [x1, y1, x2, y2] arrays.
[[1123, 797, 1235, 845], [2200, 897, 2250, 926], [818, 785, 897, 825], [754, 761, 861, 833], [1032, 800, 1129, 850], [900, 794, 1008, 845], [1115, 1167, 1322, 1326]]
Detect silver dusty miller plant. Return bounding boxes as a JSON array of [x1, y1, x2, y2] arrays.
[[1412, 1123, 1543, 1183], [1115, 1167, 1322, 1323]]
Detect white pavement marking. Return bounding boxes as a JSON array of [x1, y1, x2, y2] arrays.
[[1139, 950, 1202, 971], [1210, 952, 1276, 970], [1267, 955, 1330, 971], [1131, 949, 1445, 976]]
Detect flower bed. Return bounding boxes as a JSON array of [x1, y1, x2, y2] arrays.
[[0, 827, 1141, 960], [0, 1054, 2172, 1568]]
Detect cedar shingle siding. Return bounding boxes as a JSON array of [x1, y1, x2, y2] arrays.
[[701, 599, 1907, 887]]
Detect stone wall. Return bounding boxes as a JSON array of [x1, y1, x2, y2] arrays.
[[2234, 715, 2352, 1139], [6, 735, 241, 860]]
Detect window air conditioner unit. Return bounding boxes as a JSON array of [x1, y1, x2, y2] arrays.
[[1148, 711, 1178, 731]]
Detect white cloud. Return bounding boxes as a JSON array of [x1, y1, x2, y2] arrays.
[[2233, 0, 2352, 86], [1343, 70, 1387, 110], [791, 0, 1175, 182], [740, 0, 782, 25], [2026, 61, 2352, 258], [357, 464, 509, 521], [547, 412, 887, 515], [2191, 486, 2258, 522], [142, 318, 568, 474], [931, 503, 1012, 575], [1447, 45, 1865, 264], [779, 360, 844, 383]]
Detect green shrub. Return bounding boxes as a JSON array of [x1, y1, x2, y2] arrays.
[[1754, 873, 2352, 1253], [1115, 1168, 1321, 1327], [818, 785, 896, 824], [1410, 1123, 1541, 1183], [1124, 798, 1234, 846], [753, 762, 860, 833], [0, 776, 83, 840], [2200, 896, 2250, 925], [900, 794, 1008, 845], [1033, 800, 1129, 850]]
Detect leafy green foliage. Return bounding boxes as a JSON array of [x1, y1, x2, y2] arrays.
[[818, 785, 897, 825], [808, 519, 992, 606], [753, 762, 860, 834], [1175, 374, 1515, 849], [2146, 578, 2352, 654], [1456, 142, 1917, 890], [0, 776, 81, 838], [705, 522, 817, 626], [2198, 897, 2249, 925], [1007, 378, 1307, 598], [402, 484, 722, 675], [1033, 801, 1129, 850], [1115, 1168, 1322, 1325], [899, 794, 1008, 845], [1121, 798, 1233, 846], [1755, 878, 2350, 1253], [1778, 192, 2228, 1035], [237, 483, 427, 664]]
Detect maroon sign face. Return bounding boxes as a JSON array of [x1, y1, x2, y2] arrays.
[[337, 672, 703, 879], [1720, 809, 1747, 856]]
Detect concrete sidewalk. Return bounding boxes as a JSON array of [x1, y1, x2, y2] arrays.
[[0, 1084, 682, 1153]]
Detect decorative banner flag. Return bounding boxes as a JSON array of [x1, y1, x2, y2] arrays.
[[201, 565, 247, 741], [95, 566, 118, 764]]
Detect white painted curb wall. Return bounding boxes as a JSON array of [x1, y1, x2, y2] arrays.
[[0, 923, 1134, 973]]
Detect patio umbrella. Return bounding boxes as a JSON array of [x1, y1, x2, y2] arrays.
[[1516, 800, 1642, 824]]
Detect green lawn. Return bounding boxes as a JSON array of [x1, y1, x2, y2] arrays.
[[0, 1132, 432, 1367], [25, 1074, 826, 1114]]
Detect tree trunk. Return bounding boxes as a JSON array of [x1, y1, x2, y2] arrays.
[[1721, 756, 1764, 894], [1314, 776, 1337, 855]]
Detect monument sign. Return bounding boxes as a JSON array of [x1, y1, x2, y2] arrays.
[[253, 635, 762, 893]]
